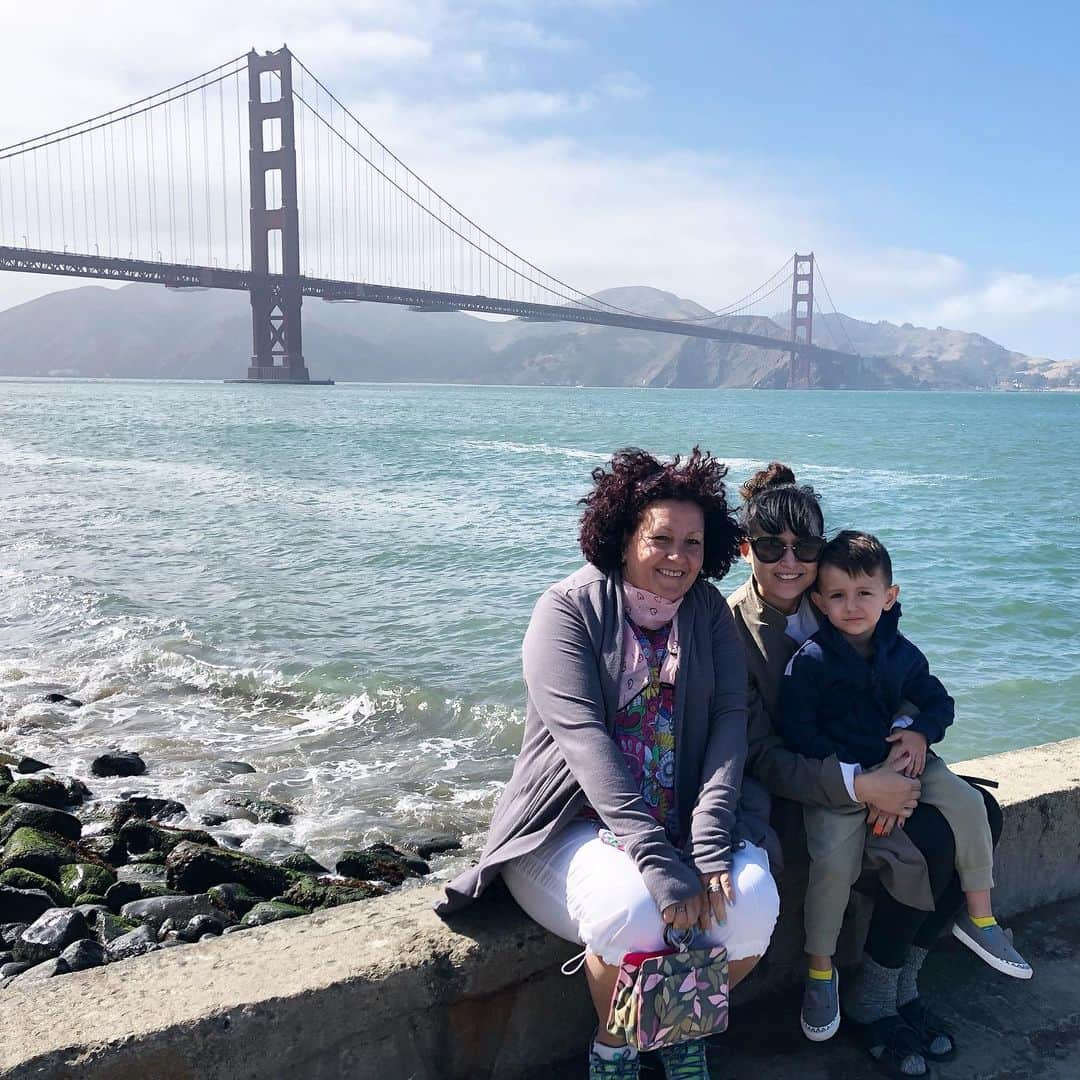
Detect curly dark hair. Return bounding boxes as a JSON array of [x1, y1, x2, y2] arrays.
[[578, 447, 742, 580]]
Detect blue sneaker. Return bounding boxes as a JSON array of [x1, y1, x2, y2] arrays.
[[657, 1037, 709, 1079], [952, 913, 1033, 979], [801, 968, 841, 1041]]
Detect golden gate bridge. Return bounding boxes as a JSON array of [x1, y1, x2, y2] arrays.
[[0, 47, 860, 385]]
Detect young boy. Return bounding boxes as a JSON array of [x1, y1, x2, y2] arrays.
[[779, 531, 1031, 1043]]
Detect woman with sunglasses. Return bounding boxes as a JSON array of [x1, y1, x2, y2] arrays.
[[729, 463, 1003, 1078]]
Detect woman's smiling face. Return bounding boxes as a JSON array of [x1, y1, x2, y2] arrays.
[[622, 500, 705, 601], [747, 528, 819, 614]]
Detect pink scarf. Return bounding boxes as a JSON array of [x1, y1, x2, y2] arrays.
[[619, 582, 682, 709]]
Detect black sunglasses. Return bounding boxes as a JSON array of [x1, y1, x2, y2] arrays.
[[748, 534, 826, 564]]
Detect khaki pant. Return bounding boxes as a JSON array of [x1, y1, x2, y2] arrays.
[[803, 756, 994, 958]]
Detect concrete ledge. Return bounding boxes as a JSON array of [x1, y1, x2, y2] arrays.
[[2, 736, 1079, 1078]]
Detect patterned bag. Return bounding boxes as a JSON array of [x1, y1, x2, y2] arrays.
[[605, 929, 729, 1051]]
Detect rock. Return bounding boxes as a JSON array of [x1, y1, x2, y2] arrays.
[[14, 908, 90, 963], [9, 956, 71, 983], [222, 924, 245, 934], [95, 913, 140, 945], [59, 862, 117, 903], [65, 778, 92, 805], [105, 924, 157, 961], [117, 863, 168, 887], [166, 842, 288, 898], [0, 961, 33, 978], [280, 875, 384, 912], [130, 851, 166, 866], [279, 853, 329, 876], [74, 903, 110, 926], [0, 802, 82, 845], [120, 894, 221, 933], [104, 881, 144, 912], [335, 843, 430, 885], [240, 901, 307, 927], [91, 751, 146, 778], [4, 777, 72, 810], [43, 693, 84, 707], [223, 796, 294, 826], [0, 888, 54, 924], [218, 834, 244, 849], [0, 950, 11, 965], [0, 922, 30, 949], [209, 760, 256, 780], [185, 914, 224, 938], [15, 758, 52, 775], [0, 869, 67, 907], [0, 766, 12, 791], [72, 893, 109, 908], [199, 813, 228, 827], [79, 833, 126, 866], [207, 883, 262, 920], [0, 827, 77, 881], [405, 833, 463, 860], [59, 937, 107, 971], [120, 819, 216, 857], [109, 796, 187, 830], [159, 932, 185, 947]]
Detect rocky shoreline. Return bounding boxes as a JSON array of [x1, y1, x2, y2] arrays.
[[0, 723, 462, 992]]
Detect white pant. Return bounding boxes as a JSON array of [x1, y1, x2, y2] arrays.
[[501, 820, 780, 966]]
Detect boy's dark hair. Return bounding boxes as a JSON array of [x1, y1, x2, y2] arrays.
[[814, 530, 893, 588]]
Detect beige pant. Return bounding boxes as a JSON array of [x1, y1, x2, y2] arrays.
[[803, 756, 994, 958]]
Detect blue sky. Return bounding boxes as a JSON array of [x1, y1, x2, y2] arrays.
[[2, 1, 1077, 357]]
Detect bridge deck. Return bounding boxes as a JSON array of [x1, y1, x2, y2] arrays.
[[0, 246, 859, 363]]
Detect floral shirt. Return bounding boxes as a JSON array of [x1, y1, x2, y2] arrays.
[[616, 620, 679, 840]]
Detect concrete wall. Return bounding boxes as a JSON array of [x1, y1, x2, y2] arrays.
[[3, 736, 1079, 1079]]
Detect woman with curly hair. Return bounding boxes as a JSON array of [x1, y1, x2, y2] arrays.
[[437, 448, 780, 1080]]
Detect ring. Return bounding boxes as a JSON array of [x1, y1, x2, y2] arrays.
[[708, 883, 723, 893]]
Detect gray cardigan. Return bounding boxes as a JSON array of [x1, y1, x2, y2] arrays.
[[436, 564, 748, 917]]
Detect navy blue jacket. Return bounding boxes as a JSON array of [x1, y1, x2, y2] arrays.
[[778, 602, 954, 769]]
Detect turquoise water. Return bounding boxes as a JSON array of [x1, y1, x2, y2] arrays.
[[0, 380, 1077, 868]]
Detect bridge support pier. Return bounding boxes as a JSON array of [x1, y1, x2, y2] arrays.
[[245, 47, 312, 383]]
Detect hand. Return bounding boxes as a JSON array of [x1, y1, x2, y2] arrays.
[[661, 893, 704, 933], [853, 768, 921, 818], [698, 871, 734, 930], [867, 807, 901, 837], [886, 730, 928, 777]]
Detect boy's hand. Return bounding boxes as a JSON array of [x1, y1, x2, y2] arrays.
[[886, 729, 928, 777], [867, 807, 901, 837]]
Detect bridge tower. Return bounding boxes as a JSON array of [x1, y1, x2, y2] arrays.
[[788, 252, 814, 387], [246, 47, 309, 383]]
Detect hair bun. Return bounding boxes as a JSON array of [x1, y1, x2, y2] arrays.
[[740, 462, 797, 502]]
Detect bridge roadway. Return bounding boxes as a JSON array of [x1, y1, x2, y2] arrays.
[[0, 245, 860, 364]]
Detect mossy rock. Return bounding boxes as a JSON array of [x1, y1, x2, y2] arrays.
[[59, 863, 117, 904], [0, 803, 82, 845], [207, 882, 262, 920], [240, 901, 307, 927], [0, 765, 13, 791], [4, 778, 71, 809], [280, 875, 384, 912], [73, 893, 109, 908], [0, 868, 67, 906], [166, 842, 288, 898], [335, 843, 429, 885], [1, 827, 77, 881], [279, 853, 329, 876], [95, 912, 141, 944], [119, 820, 217, 857]]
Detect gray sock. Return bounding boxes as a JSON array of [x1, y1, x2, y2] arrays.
[[845, 956, 902, 1024], [897, 945, 929, 1008]]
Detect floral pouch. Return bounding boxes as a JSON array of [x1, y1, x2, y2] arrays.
[[605, 928, 728, 1051]]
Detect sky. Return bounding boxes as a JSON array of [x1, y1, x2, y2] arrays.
[[1, 0, 1078, 358]]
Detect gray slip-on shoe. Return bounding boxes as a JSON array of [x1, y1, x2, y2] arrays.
[[952, 913, 1033, 979], [801, 968, 841, 1041]]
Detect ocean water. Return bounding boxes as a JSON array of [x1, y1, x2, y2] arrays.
[[0, 379, 1077, 872]]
